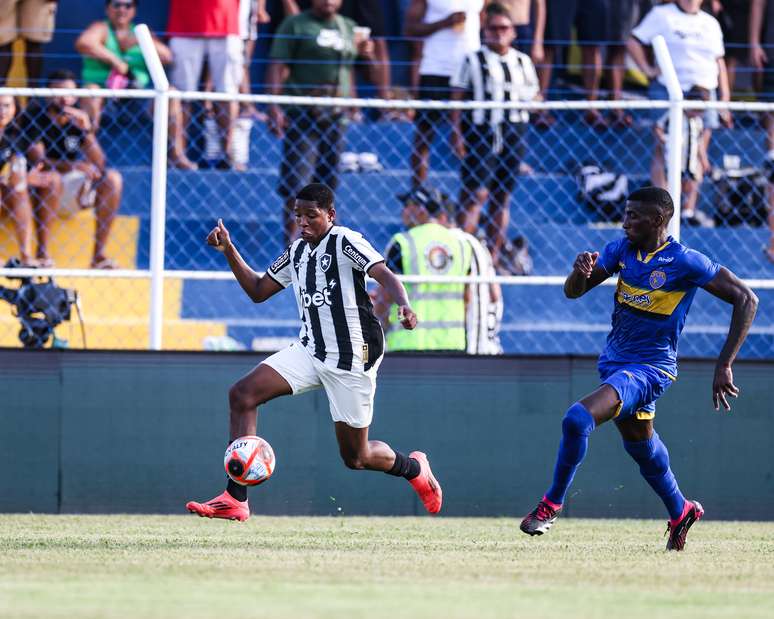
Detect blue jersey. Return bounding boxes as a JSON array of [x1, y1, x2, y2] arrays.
[[597, 236, 720, 376]]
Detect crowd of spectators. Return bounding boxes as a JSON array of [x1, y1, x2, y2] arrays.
[[1, 0, 774, 270]]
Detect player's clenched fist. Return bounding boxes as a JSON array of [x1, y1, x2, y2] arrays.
[[573, 251, 599, 278], [397, 305, 418, 330], [207, 219, 232, 253]]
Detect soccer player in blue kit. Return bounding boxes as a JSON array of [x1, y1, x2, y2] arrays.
[[520, 187, 758, 550]]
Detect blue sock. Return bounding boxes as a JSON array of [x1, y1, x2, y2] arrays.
[[545, 402, 596, 505], [623, 432, 685, 521]]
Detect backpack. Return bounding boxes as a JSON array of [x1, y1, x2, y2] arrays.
[[576, 164, 629, 222], [711, 166, 767, 227]]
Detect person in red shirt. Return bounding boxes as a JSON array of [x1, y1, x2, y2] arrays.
[[167, 0, 243, 169]]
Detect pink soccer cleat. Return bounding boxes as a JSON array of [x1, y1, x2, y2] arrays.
[[408, 451, 443, 514], [186, 491, 249, 522]]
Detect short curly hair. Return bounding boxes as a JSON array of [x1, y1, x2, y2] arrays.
[[627, 186, 674, 222]]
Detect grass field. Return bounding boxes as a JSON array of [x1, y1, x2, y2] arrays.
[[1, 515, 773, 619]]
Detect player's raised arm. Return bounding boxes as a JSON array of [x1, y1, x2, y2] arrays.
[[206, 219, 283, 303], [701, 267, 759, 411], [368, 262, 417, 330], [564, 251, 609, 299]]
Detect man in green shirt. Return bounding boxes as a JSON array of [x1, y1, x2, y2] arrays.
[[267, 0, 375, 244]]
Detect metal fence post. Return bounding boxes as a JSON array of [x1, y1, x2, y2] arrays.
[[652, 35, 683, 241], [136, 24, 169, 350]]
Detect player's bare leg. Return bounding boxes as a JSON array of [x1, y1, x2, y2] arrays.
[[335, 423, 442, 514], [186, 364, 292, 521], [229, 364, 292, 439], [615, 416, 702, 551], [521, 385, 619, 536]]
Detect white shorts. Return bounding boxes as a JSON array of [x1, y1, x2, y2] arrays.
[[261, 342, 381, 429], [169, 36, 243, 94], [59, 169, 95, 217]]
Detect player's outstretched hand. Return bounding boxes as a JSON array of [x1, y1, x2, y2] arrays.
[[397, 305, 417, 330], [712, 364, 739, 411], [573, 251, 599, 278], [207, 219, 232, 253]]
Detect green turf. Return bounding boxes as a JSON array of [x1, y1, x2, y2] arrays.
[[1, 515, 773, 619]]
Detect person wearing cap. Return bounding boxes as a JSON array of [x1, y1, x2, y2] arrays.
[[375, 186, 472, 351]]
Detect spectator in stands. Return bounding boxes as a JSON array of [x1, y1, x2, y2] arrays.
[[654, 86, 712, 226], [0, 95, 61, 267], [750, 0, 774, 262], [267, 0, 375, 244], [75, 0, 197, 170], [485, 0, 545, 63], [450, 2, 538, 271], [606, 1, 638, 127], [534, 0, 608, 129], [239, 0, 269, 112], [18, 70, 122, 269], [0, 94, 34, 265], [167, 0, 242, 169], [0, 0, 57, 86], [628, 0, 731, 227], [404, 0, 483, 188], [710, 1, 749, 94], [376, 185, 472, 352], [270, 0, 393, 100]]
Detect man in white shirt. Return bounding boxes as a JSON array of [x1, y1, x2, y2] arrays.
[[404, 0, 482, 188], [627, 0, 731, 226]]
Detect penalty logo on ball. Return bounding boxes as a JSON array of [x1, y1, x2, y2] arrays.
[[224, 435, 276, 486]]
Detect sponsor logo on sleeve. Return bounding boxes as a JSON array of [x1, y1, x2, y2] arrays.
[[270, 248, 290, 274], [343, 242, 369, 269]]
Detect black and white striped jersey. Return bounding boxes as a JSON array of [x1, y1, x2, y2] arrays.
[[266, 225, 385, 372], [452, 229, 503, 355], [450, 44, 539, 125]]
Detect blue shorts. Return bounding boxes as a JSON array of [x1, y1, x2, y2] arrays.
[[598, 361, 675, 420]]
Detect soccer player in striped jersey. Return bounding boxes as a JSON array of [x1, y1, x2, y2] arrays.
[[186, 183, 442, 521], [520, 187, 758, 550]]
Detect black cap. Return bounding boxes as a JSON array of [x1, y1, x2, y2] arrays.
[[397, 186, 445, 215]]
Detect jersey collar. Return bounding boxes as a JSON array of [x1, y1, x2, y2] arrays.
[[636, 237, 672, 264]]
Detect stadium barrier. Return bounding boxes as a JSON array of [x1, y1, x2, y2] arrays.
[[2, 350, 772, 519], [0, 31, 772, 357]]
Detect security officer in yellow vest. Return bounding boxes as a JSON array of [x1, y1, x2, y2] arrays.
[[376, 186, 472, 351]]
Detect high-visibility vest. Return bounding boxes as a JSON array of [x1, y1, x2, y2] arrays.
[[386, 222, 471, 351]]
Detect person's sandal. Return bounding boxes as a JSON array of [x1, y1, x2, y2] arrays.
[[90, 257, 119, 269]]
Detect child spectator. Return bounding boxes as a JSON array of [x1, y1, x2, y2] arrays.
[[654, 85, 713, 227]]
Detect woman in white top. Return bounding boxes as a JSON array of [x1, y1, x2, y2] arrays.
[[627, 0, 731, 227]]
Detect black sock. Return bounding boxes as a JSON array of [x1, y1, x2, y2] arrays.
[[226, 478, 247, 502], [387, 451, 421, 480]]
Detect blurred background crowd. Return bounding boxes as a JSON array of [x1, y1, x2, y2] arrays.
[[0, 0, 772, 355]]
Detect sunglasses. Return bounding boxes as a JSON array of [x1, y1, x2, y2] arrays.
[[110, 1, 135, 9], [486, 24, 513, 32]]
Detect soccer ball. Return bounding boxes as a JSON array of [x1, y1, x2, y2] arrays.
[[224, 435, 276, 486]]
